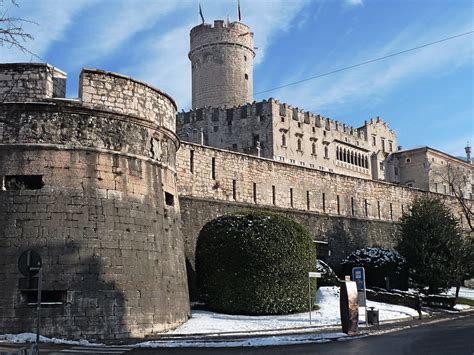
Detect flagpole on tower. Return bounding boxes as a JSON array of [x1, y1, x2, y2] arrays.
[[198, 0, 205, 24], [237, 0, 241, 22]]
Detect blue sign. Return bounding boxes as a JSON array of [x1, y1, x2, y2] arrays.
[[352, 267, 366, 292]]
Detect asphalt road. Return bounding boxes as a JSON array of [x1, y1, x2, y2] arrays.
[[128, 313, 474, 355], [1, 314, 472, 355]]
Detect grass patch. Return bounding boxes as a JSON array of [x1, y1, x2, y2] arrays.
[[456, 297, 474, 306]]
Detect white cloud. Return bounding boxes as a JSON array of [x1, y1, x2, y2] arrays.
[[123, 0, 311, 109], [259, 22, 473, 118], [344, 0, 364, 6], [1, 0, 94, 62]]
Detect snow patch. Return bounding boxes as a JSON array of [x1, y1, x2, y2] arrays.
[[0, 333, 100, 345]]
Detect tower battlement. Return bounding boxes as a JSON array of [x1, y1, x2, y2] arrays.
[[189, 20, 255, 109]]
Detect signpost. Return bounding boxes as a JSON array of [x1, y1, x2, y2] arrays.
[[308, 271, 321, 324], [18, 250, 42, 344], [352, 266, 368, 326]]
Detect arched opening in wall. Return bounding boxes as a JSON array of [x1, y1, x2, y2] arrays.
[[343, 149, 347, 162], [350, 151, 354, 164], [244, 73, 249, 80], [336, 147, 340, 160], [365, 156, 369, 168]]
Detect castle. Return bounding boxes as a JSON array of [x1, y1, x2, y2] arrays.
[[0, 20, 471, 340]]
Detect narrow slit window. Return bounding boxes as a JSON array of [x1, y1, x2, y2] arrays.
[[322, 193, 326, 213], [337, 195, 340, 214], [377, 201, 381, 219], [190, 150, 194, 173], [232, 179, 237, 200], [351, 197, 355, 216], [306, 191, 310, 210], [253, 183, 257, 203], [364, 199, 368, 217], [211, 157, 216, 179], [290, 188, 294, 207], [390, 203, 393, 220], [272, 185, 276, 205]]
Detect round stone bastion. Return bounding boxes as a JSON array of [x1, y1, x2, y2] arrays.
[[0, 63, 190, 340]]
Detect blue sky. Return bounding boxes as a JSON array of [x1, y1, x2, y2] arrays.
[[1, 0, 473, 156]]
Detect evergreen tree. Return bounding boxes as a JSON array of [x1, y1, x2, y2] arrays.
[[398, 197, 471, 294]]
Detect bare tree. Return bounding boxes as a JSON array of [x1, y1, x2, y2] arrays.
[[432, 162, 473, 232], [0, 0, 37, 57]]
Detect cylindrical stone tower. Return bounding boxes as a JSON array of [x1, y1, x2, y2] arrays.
[[0, 63, 190, 340], [189, 20, 255, 109]]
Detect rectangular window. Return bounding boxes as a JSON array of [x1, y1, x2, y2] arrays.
[[21, 290, 67, 306], [322, 193, 326, 213], [337, 195, 340, 214], [379, 162, 384, 171], [190, 150, 194, 173], [253, 183, 257, 203], [381, 138, 386, 152], [290, 188, 294, 207], [372, 135, 376, 146], [211, 157, 216, 179], [240, 106, 248, 118], [4, 175, 44, 190], [213, 126, 218, 132], [165, 192, 174, 206], [307, 191, 310, 211], [272, 185, 276, 205], [394, 167, 399, 176], [389, 140, 393, 152], [232, 179, 237, 200]]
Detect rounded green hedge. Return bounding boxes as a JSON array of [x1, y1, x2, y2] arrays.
[[196, 211, 317, 315]]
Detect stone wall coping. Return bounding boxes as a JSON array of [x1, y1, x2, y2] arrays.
[[0, 100, 180, 151], [80, 68, 177, 110], [178, 195, 399, 224], [0, 62, 67, 76]]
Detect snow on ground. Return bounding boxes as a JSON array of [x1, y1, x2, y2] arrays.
[[456, 287, 474, 300], [0, 333, 100, 346], [135, 332, 348, 348], [169, 286, 419, 335]]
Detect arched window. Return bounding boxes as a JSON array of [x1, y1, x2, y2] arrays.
[[364, 156, 368, 168], [297, 139, 302, 151], [350, 151, 354, 165], [358, 153, 362, 167], [312, 142, 316, 155], [336, 146, 339, 160], [324, 146, 329, 158], [282, 134, 286, 147], [343, 149, 347, 162]]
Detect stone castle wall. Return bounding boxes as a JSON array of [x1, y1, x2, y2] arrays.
[[0, 63, 66, 102], [189, 20, 254, 109], [175, 142, 465, 298], [177, 99, 398, 180], [0, 64, 189, 339]]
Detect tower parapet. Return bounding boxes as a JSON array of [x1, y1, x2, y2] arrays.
[[189, 20, 255, 109]]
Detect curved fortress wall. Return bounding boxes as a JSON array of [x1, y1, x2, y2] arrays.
[[0, 64, 189, 339], [190, 20, 255, 109]]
